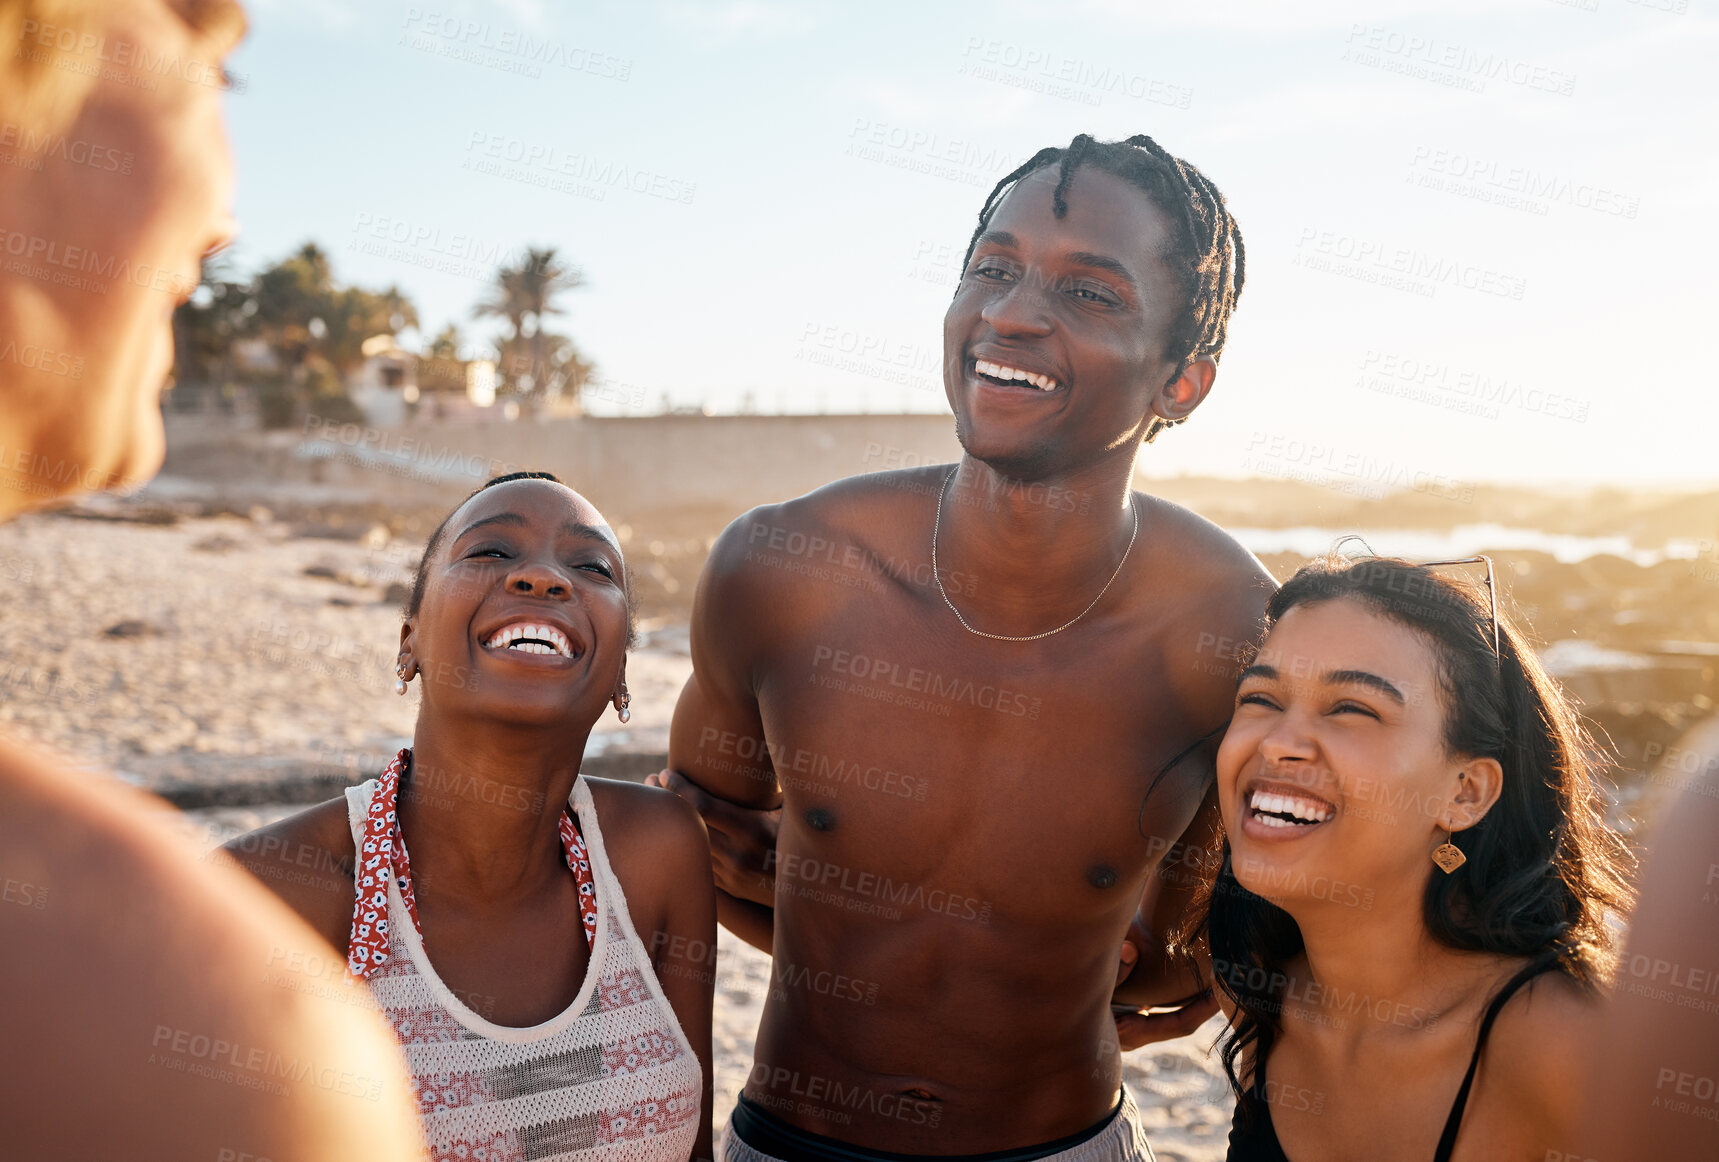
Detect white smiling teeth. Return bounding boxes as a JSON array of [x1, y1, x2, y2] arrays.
[[1248, 787, 1334, 825], [974, 359, 1058, 391], [483, 622, 572, 658]]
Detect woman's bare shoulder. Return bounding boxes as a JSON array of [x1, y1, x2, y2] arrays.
[[584, 777, 711, 906], [585, 778, 708, 858], [219, 797, 357, 950]]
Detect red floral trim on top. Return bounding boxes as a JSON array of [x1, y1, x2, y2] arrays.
[[348, 748, 597, 979]]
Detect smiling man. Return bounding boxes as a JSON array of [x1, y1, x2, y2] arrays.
[[656, 135, 1277, 1160]]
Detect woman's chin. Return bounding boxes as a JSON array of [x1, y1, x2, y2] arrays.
[[453, 688, 603, 734]]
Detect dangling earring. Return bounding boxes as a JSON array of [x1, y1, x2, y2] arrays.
[[395, 661, 411, 696], [1432, 827, 1467, 873], [616, 691, 631, 724]]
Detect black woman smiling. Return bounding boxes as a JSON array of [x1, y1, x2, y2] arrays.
[[228, 472, 717, 1161]]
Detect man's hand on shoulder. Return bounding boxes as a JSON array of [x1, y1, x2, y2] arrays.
[[646, 769, 779, 906], [1111, 913, 1220, 1051]]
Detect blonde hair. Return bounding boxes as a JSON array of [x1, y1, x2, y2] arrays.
[[0, 1, 102, 133], [0, 0, 246, 132]]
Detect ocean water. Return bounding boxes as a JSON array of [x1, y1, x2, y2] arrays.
[[1232, 524, 1703, 566]]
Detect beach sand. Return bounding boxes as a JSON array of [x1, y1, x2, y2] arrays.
[[3, 505, 1235, 1160]]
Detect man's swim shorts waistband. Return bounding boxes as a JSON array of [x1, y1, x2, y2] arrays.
[[722, 1088, 1154, 1162]]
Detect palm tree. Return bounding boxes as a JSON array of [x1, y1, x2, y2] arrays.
[[474, 247, 584, 396], [515, 247, 583, 394]]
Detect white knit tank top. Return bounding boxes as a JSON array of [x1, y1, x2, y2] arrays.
[[344, 776, 702, 1161]]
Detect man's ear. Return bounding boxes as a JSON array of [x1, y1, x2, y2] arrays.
[[1152, 357, 1217, 426]]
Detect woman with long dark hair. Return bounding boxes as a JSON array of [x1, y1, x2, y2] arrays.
[[227, 471, 716, 1161], [1198, 556, 1633, 1161]]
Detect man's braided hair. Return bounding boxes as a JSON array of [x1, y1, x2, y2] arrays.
[[961, 133, 1246, 443]]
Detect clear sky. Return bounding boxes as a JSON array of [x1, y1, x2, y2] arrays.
[[222, 0, 1716, 486]]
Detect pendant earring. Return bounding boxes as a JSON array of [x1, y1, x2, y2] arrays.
[[616, 692, 631, 724], [395, 662, 410, 696], [1432, 830, 1467, 874]]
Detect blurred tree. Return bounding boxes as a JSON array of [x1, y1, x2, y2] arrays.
[[474, 247, 591, 408], [169, 254, 252, 412], [426, 323, 464, 361], [187, 242, 419, 428]]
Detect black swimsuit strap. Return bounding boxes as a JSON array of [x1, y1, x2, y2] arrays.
[[1432, 953, 1562, 1162]]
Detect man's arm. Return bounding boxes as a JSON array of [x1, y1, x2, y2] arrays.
[[657, 511, 791, 952], [1109, 523, 1273, 1048], [1114, 776, 1223, 1006], [649, 769, 778, 952], [1110, 778, 1223, 1049]]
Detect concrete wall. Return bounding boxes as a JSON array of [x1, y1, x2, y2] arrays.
[[164, 412, 965, 523]]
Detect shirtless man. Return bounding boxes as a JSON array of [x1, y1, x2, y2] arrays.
[[656, 135, 1276, 1159], [0, 2, 423, 1158]]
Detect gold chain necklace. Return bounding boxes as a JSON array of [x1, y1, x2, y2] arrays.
[[929, 467, 1139, 642]]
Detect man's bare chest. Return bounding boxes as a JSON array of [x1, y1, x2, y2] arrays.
[[751, 610, 1211, 909]]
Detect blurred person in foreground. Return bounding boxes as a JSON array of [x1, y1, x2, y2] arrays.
[[225, 472, 717, 1161], [1199, 557, 1633, 1161], [0, 2, 425, 1158], [1570, 718, 1719, 1162], [653, 134, 1274, 1160]]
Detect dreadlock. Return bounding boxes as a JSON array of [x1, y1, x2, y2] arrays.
[[961, 134, 1246, 443]]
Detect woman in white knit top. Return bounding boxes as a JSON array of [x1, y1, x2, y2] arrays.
[[228, 472, 717, 1161]]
